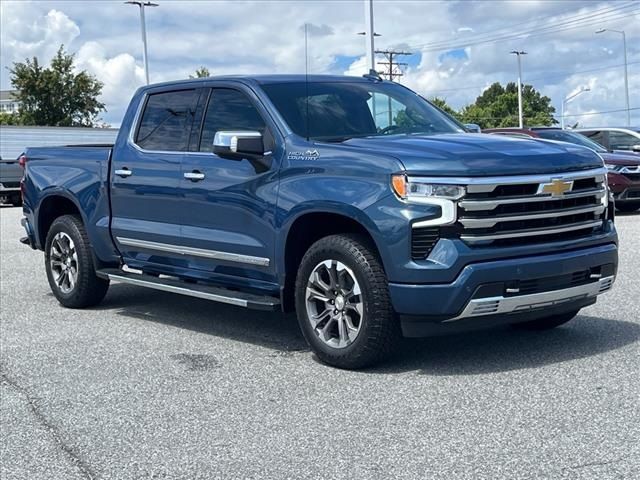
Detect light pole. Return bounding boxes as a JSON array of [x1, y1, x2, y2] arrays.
[[597, 29, 630, 126], [510, 50, 527, 128], [561, 87, 590, 129], [361, 0, 378, 72], [125, 1, 158, 85]]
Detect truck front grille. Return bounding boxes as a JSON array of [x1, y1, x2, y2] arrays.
[[457, 169, 607, 246]]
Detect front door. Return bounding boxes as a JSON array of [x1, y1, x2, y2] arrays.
[[180, 86, 280, 289], [111, 88, 198, 270]]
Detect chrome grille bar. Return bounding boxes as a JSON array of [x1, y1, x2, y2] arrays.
[[460, 220, 603, 244], [459, 188, 606, 212], [459, 205, 605, 228]]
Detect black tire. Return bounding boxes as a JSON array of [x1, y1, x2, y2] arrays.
[[615, 202, 640, 213], [45, 214, 110, 308], [511, 310, 579, 331], [295, 234, 399, 369]]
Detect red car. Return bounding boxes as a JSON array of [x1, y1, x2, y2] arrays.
[[484, 127, 640, 213]]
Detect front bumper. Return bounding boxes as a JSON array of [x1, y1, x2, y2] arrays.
[[390, 242, 617, 336]]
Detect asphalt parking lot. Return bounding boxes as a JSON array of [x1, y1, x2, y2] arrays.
[[1, 205, 638, 480]]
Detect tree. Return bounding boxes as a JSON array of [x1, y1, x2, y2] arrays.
[[428, 97, 459, 117], [10, 46, 105, 127], [190, 66, 210, 78], [458, 82, 556, 129], [0, 112, 22, 125]]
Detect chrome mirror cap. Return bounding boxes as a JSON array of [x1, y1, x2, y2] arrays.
[[213, 131, 262, 153]]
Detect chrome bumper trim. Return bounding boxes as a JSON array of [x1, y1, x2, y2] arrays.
[[445, 275, 615, 322]]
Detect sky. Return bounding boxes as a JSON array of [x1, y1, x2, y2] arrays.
[[1, 0, 638, 128]]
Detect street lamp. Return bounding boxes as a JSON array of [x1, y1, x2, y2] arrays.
[[562, 87, 590, 129], [361, 0, 378, 72], [510, 50, 527, 128], [125, 1, 159, 85], [596, 29, 630, 126]]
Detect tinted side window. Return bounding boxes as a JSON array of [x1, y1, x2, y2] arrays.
[[609, 131, 638, 150], [199, 89, 266, 152], [583, 130, 604, 146], [135, 90, 197, 151]]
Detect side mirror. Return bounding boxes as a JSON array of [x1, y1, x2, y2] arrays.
[[213, 131, 264, 159], [464, 123, 481, 133]]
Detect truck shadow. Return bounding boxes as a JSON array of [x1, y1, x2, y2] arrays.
[[98, 284, 639, 375], [377, 315, 640, 375]]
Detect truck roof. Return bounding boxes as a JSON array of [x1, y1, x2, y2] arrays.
[[142, 74, 378, 90]]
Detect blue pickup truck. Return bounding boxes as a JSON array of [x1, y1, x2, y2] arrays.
[[19, 74, 617, 368]]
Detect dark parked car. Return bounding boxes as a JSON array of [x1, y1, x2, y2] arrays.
[[573, 127, 640, 154], [484, 127, 640, 212], [0, 155, 23, 206]]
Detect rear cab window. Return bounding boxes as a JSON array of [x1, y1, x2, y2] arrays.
[[134, 89, 198, 151]]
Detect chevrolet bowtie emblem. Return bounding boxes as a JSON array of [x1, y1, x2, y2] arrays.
[[538, 179, 574, 197]]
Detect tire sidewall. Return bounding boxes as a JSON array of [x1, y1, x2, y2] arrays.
[[45, 217, 87, 304], [295, 237, 386, 362]]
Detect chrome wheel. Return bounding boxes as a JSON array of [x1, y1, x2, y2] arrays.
[[305, 260, 363, 349], [49, 232, 78, 294]]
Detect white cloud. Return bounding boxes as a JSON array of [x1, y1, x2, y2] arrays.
[[1, 0, 638, 127]]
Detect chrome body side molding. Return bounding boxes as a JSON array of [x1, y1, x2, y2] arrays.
[[116, 237, 270, 267]]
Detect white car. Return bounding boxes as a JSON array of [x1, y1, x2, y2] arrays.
[[573, 127, 640, 154]]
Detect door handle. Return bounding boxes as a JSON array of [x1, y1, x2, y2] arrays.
[[184, 171, 205, 181], [115, 168, 133, 178]]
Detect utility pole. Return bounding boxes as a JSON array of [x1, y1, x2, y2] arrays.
[[510, 50, 527, 128], [375, 49, 412, 82], [375, 49, 412, 126], [125, 1, 159, 85]]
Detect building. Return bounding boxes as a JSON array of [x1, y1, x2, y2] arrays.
[[0, 90, 21, 114]]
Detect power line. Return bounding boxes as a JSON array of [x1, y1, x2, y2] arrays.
[[423, 60, 640, 95], [402, 3, 638, 53], [562, 107, 640, 118], [407, 2, 637, 51]]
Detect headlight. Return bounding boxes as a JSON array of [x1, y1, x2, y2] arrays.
[[391, 175, 466, 201]]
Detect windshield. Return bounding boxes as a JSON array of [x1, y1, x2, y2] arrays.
[[261, 81, 463, 141], [535, 129, 607, 153]]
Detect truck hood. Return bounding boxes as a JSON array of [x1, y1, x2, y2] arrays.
[[343, 133, 604, 176]]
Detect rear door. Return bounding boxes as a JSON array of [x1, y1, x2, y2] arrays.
[[110, 88, 199, 270], [179, 85, 280, 287]]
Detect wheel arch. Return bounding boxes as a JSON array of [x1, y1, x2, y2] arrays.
[[36, 192, 85, 249], [279, 206, 385, 312]]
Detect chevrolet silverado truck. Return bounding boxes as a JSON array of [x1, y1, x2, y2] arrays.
[[19, 74, 618, 369]]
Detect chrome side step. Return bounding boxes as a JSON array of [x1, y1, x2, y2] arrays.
[[96, 269, 280, 311]]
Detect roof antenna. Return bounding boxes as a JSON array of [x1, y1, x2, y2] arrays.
[[304, 22, 310, 141]]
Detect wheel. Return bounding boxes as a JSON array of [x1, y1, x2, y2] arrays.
[[45, 215, 110, 308], [295, 234, 399, 369], [511, 310, 579, 331], [615, 202, 640, 213]]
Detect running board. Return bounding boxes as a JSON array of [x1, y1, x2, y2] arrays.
[[96, 269, 280, 311]]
